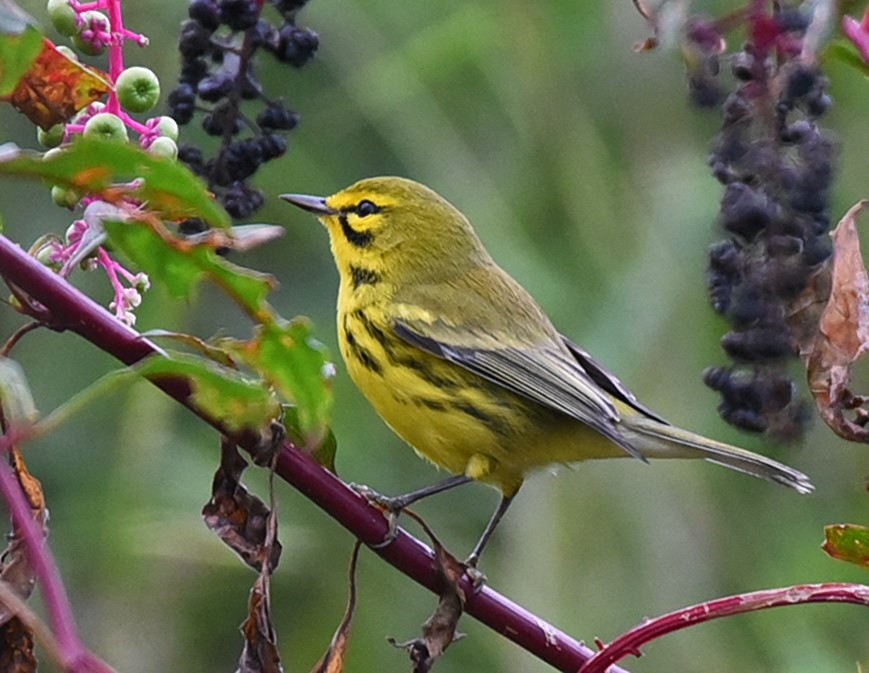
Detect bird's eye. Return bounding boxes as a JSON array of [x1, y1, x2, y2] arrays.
[[356, 200, 379, 217]]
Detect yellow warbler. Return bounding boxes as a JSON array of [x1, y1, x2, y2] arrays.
[[281, 177, 812, 565]]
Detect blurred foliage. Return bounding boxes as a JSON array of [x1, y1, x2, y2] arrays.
[[0, 1, 868, 672]]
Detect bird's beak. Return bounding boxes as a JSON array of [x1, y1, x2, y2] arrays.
[[279, 193, 338, 215]]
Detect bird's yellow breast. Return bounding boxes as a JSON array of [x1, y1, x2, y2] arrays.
[[336, 291, 623, 496]]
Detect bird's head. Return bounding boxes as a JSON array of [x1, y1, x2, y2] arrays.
[[281, 176, 491, 284]]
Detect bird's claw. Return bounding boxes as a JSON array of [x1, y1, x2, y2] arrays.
[[349, 483, 405, 549], [462, 560, 488, 591]]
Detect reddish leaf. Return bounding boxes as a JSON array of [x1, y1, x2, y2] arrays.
[[802, 200, 869, 441], [823, 524, 869, 570], [202, 439, 282, 573], [309, 541, 362, 673], [1, 38, 109, 129]]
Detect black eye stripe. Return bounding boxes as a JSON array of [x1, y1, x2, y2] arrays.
[[338, 213, 373, 248]]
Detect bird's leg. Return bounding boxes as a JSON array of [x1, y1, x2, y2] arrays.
[[351, 475, 474, 548], [464, 494, 515, 568]]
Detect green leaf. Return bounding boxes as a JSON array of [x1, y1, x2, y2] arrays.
[[222, 318, 333, 442], [103, 218, 275, 313], [823, 524, 869, 570], [0, 26, 43, 97], [0, 138, 229, 226], [825, 41, 869, 76], [282, 406, 337, 472], [137, 352, 282, 436]]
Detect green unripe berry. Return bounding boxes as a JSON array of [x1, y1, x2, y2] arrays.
[[147, 136, 178, 160], [72, 11, 109, 56], [84, 112, 128, 142], [115, 67, 161, 113], [153, 116, 179, 141], [47, 0, 78, 36], [35, 244, 61, 270], [51, 184, 80, 209], [37, 124, 65, 148]]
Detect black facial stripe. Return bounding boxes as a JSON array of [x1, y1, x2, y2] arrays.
[[349, 265, 381, 290], [338, 213, 373, 248]]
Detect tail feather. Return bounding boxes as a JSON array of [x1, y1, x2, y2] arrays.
[[623, 416, 814, 494]]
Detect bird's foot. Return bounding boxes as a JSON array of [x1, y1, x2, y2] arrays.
[[462, 563, 488, 591], [350, 483, 406, 549]]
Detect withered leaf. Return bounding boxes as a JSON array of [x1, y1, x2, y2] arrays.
[[0, 616, 37, 673], [237, 573, 282, 673], [308, 541, 362, 673], [803, 200, 869, 441], [202, 439, 281, 572], [388, 511, 465, 673], [1, 38, 109, 129]]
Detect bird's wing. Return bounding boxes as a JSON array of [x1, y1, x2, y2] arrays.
[[393, 319, 646, 461], [560, 336, 669, 424]]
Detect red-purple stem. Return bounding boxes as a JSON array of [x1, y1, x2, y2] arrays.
[[0, 236, 627, 671], [579, 583, 869, 673], [0, 433, 114, 673]]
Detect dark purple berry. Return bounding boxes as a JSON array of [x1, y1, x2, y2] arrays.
[[219, 0, 259, 31], [179, 19, 212, 58], [256, 101, 299, 130], [197, 74, 234, 102], [189, 0, 221, 31], [258, 134, 287, 160], [223, 182, 264, 218], [275, 24, 319, 67]]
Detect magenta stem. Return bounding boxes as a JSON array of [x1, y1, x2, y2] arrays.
[[579, 583, 869, 673], [0, 436, 85, 669]]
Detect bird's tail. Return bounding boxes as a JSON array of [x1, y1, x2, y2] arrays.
[[622, 415, 814, 494]]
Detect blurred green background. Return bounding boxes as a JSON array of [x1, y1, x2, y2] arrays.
[[1, 1, 868, 671]]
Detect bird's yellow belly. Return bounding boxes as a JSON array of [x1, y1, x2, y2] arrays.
[[338, 307, 625, 495]]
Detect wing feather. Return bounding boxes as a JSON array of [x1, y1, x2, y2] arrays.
[[393, 320, 645, 461]]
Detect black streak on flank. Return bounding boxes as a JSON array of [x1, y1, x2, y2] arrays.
[[354, 309, 393, 355], [349, 265, 381, 290], [339, 213, 373, 248], [453, 400, 510, 435], [343, 316, 382, 375]]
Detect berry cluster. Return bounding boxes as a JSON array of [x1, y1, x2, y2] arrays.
[[692, 7, 834, 440], [169, 0, 316, 219], [39, 0, 185, 325]]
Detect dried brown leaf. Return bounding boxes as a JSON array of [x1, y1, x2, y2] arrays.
[[309, 541, 362, 673], [237, 573, 282, 673], [202, 439, 281, 572], [388, 511, 465, 673], [0, 617, 36, 673], [803, 200, 869, 441]]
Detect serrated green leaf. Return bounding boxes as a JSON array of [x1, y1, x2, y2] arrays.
[[0, 139, 229, 226], [221, 318, 333, 442], [103, 218, 275, 313], [0, 26, 43, 97], [137, 352, 282, 436], [823, 524, 869, 570]]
